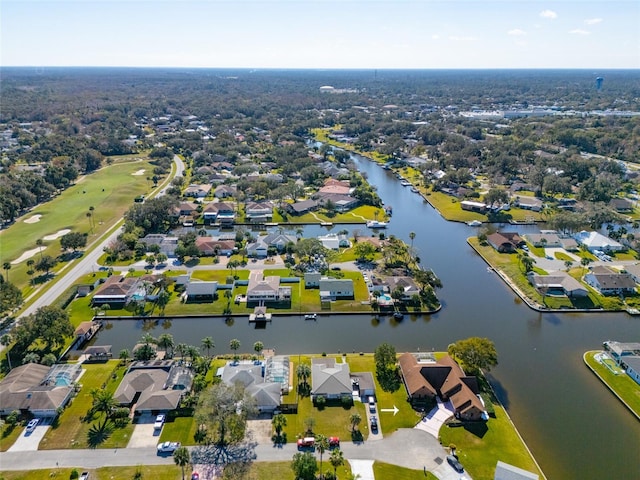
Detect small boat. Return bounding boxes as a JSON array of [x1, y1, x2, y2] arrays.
[[320, 222, 333, 226], [305, 313, 317, 320], [366, 220, 388, 229], [393, 312, 404, 320], [467, 220, 482, 227], [411, 187, 419, 193], [400, 181, 412, 187]]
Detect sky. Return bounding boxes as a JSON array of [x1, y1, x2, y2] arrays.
[[2, 0, 639, 69]]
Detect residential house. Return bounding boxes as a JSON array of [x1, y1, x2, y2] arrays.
[[487, 232, 525, 253], [203, 202, 236, 225], [246, 272, 291, 304], [574, 231, 624, 253], [174, 202, 198, 216], [318, 233, 351, 250], [0, 363, 81, 417], [494, 461, 539, 480], [287, 199, 319, 215], [528, 272, 589, 297], [603, 341, 640, 364], [263, 233, 296, 252], [460, 200, 487, 213], [318, 179, 352, 196], [513, 196, 543, 212], [522, 233, 562, 248], [245, 201, 273, 222], [310, 358, 352, 401], [350, 371, 376, 399], [318, 277, 354, 300], [184, 184, 212, 198], [114, 360, 193, 413], [314, 192, 359, 212], [622, 356, 640, 385], [622, 264, 640, 284], [195, 237, 235, 256], [584, 266, 637, 295], [609, 198, 634, 213], [139, 234, 179, 256], [185, 281, 218, 302], [92, 275, 144, 306], [386, 276, 421, 300], [304, 272, 322, 288], [74, 321, 101, 345], [217, 361, 282, 413], [246, 237, 269, 258], [398, 353, 487, 421], [214, 185, 237, 199]]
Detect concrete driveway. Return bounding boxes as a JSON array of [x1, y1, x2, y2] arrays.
[[349, 459, 375, 480], [8, 419, 50, 451], [127, 414, 160, 448], [415, 400, 455, 438]]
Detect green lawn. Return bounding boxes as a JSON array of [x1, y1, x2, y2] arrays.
[[0, 421, 23, 452], [40, 361, 133, 450], [345, 355, 421, 434], [159, 411, 198, 445], [1, 466, 183, 480], [282, 355, 368, 443], [1, 157, 157, 292], [373, 462, 438, 480], [584, 351, 640, 418], [439, 403, 543, 480]]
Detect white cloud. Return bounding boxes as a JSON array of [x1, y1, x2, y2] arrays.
[[540, 10, 558, 20], [569, 29, 590, 35], [585, 18, 603, 25], [507, 29, 526, 36]]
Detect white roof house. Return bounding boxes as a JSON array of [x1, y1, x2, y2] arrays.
[[574, 231, 624, 252], [318, 233, 351, 250], [185, 281, 218, 299]]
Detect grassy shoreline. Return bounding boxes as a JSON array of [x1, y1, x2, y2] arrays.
[[583, 350, 640, 420]]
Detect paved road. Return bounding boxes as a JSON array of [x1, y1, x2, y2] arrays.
[[0, 428, 469, 478]]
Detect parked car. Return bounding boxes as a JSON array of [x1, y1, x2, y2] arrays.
[[25, 419, 39, 433], [157, 441, 181, 454], [328, 436, 340, 448], [79, 472, 90, 480], [191, 473, 200, 480], [446, 454, 464, 473], [370, 416, 378, 432], [368, 396, 376, 413], [297, 437, 315, 449], [153, 414, 166, 430]]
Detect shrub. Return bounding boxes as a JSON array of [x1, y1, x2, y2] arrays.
[[70, 469, 79, 479]]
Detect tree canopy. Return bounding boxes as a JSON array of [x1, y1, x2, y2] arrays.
[[448, 337, 498, 374]]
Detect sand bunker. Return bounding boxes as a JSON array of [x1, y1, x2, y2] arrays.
[[24, 214, 42, 224], [42, 229, 71, 241], [11, 247, 46, 265], [132, 169, 146, 176]]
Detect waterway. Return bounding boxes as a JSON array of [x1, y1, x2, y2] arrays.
[[93, 153, 640, 479]]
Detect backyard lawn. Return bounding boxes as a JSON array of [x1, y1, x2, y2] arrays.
[[40, 361, 133, 450], [373, 462, 438, 480], [584, 351, 640, 417], [1, 466, 183, 480], [439, 403, 543, 480]]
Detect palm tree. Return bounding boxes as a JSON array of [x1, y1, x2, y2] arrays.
[[409, 231, 416, 255], [581, 256, 593, 274], [176, 343, 188, 360], [349, 412, 362, 432], [253, 341, 264, 357], [141, 333, 156, 346], [35, 238, 44, 259], [296, 363, 311, 387], [86, 211, 93, 233], [157, 333, 175, 358], [186, 345, 200, 362], [271, 413, 287, 441], [92, 390, 117, 428], [201, 336, 214, 358], [329, 448, 345, 479], [229, 338, 241, 359], [118, 349, 130, 365], [564, 260, 573, 271], [315, 434, 330, 479], [1, 334, 12, 369], [23, 352, 40, 364], [2, 262, 10, 282], [173, 446, 191, 480]]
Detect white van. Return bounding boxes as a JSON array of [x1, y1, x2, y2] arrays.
[[368, 396, 376, 413]]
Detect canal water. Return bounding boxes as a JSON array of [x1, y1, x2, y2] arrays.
[[94, 153, 640, 479]]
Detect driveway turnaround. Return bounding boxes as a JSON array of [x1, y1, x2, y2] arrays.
[[8, 420, 50, 452]]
